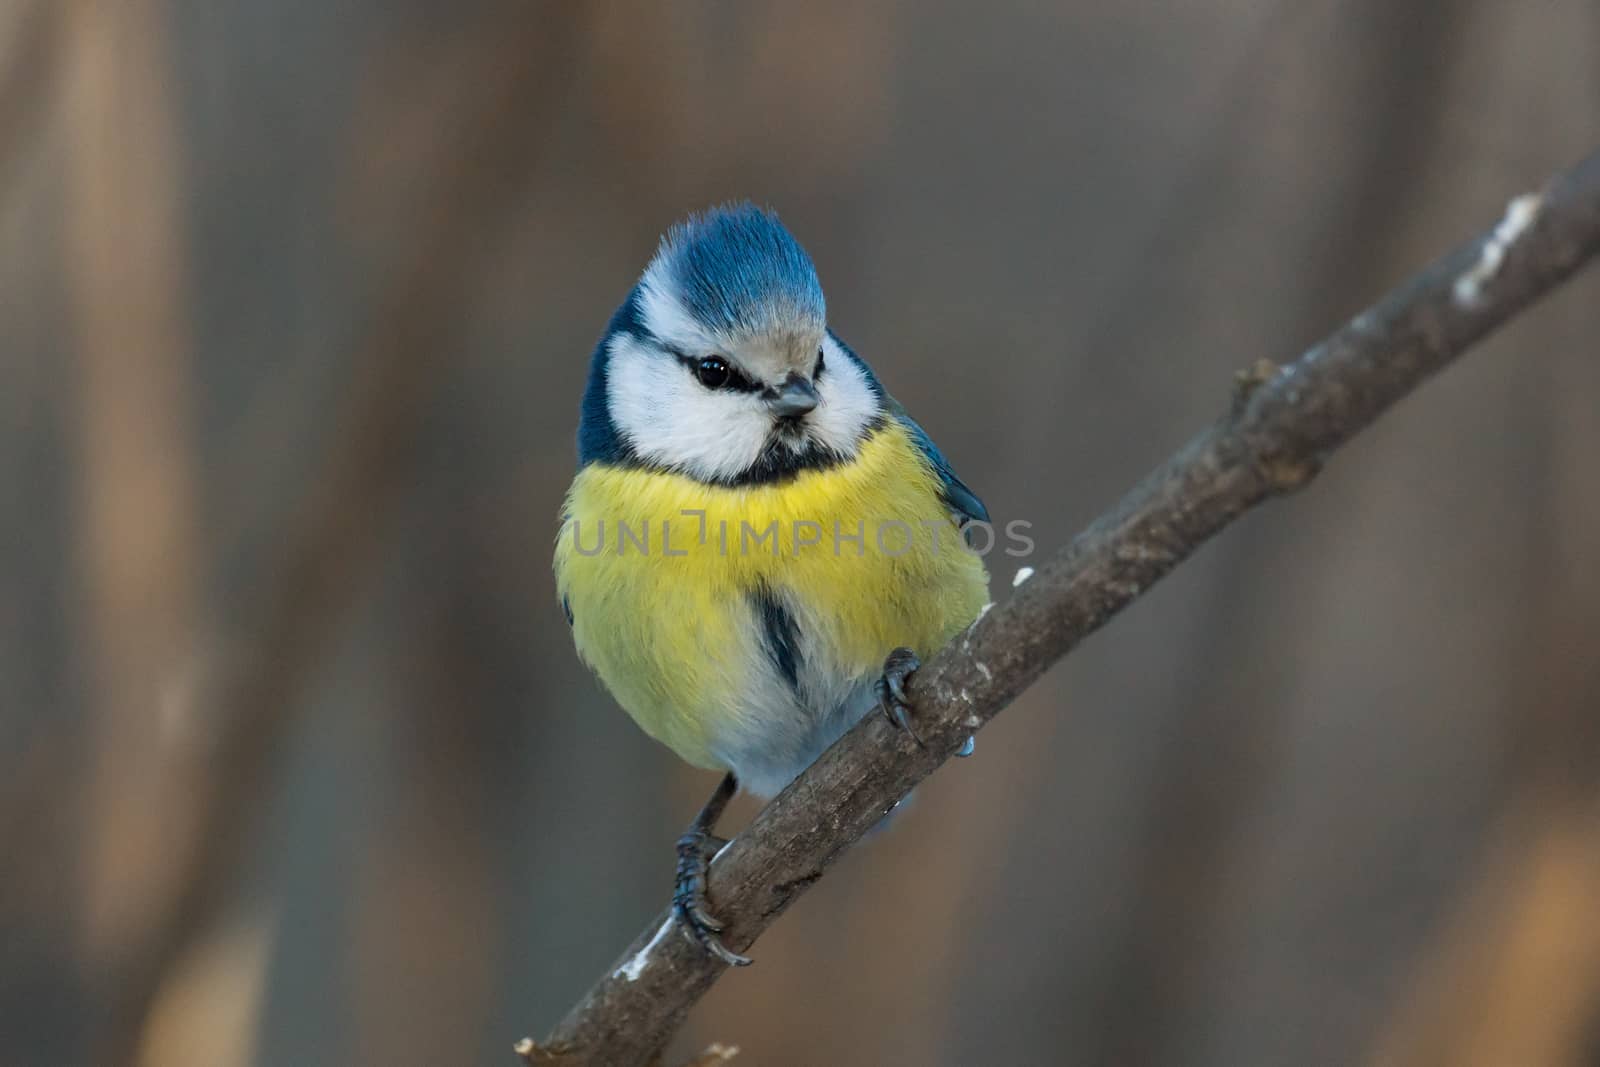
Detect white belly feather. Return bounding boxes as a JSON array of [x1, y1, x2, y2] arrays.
[[706, 588, 882, 799]]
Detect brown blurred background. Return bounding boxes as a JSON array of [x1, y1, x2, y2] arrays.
[[3, 2, 1600, 1065]]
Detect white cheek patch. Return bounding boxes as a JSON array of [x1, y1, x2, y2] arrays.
[[606, 335, 773, 482], [810, 335, 879, 454], [611, 278, 881, 482]]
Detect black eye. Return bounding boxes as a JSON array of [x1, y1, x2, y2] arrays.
[[695, 356, 731, 389], [816, 348, 826, 375]]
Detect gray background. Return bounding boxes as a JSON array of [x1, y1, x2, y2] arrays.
[[3, 2, 1599, 1064]]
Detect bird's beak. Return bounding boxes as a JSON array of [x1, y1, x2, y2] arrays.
[[767, 374, 820, 418]]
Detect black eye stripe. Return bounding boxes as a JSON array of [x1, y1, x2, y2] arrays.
[[674, 352, 761, 393]]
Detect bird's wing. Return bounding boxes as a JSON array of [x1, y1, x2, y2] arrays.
[[885, 397, 990, 525]]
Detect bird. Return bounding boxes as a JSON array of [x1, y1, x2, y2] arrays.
[[554, 203, 990, 965]]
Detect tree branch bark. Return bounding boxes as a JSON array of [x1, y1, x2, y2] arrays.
[[524, 146, 1600, 1066]]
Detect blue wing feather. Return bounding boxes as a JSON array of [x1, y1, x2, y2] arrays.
[[826, 329, 988, 525], [893, 407, 990, 524]]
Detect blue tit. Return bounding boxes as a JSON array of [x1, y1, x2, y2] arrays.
[[554, 204, 989, 964]]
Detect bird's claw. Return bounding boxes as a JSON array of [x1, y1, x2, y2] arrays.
[[674, 828, 751, 967], [876, 647, 925, 747]]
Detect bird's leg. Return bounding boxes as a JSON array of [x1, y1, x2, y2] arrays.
[[878, 647, 977, 756], [876, 646, 925, 747], [673, 771, 751, 967]]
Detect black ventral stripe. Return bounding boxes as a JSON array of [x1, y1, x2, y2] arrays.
[[749, 584, 803, 695]]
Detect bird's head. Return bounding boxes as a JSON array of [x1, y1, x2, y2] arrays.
[[585, 204, 882, 484]]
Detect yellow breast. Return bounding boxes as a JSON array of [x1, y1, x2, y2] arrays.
[[553, 423, 990, 770]]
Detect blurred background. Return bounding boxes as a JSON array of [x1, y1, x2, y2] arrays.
[[3, 2, 1599, 1064]]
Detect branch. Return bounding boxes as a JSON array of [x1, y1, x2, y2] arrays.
[[525, 147, 1600, 1065]]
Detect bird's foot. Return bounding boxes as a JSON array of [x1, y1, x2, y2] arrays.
[[674, 827, 751, 967], [876, 646, 925, 747]]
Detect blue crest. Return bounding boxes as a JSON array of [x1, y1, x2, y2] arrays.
[[651, 204, 826, 335]]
